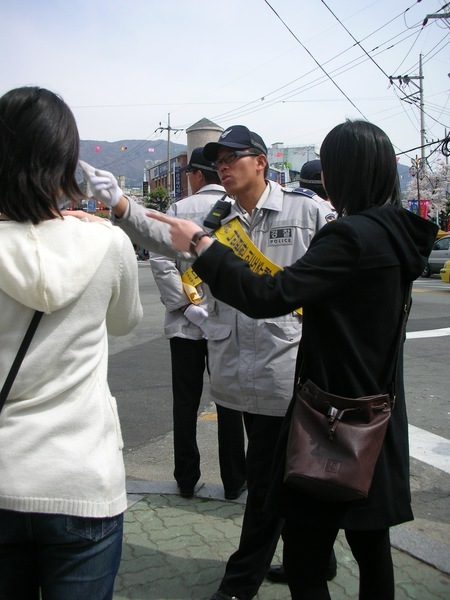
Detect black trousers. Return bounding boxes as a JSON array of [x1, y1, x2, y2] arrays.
[[282, 525, 394, 600], [219, 412, 285, 600], [170, 337, 246, 492]]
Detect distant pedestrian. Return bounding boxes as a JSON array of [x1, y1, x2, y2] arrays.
[[297, 158, 328, 199]]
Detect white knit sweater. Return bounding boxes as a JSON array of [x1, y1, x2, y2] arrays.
[[0, 216, 142, 517]]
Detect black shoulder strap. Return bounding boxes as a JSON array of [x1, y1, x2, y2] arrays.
[[388, 281, 413, 406], [291, 187, 316, 198], [0, 310, 43, 412]]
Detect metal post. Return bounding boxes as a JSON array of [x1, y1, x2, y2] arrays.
[[389, 57, 426, 168], [415, 156, 420, 201], [166, 113, 171, 196], [156, 114, 183, 200], [419, 54, 426, 164]]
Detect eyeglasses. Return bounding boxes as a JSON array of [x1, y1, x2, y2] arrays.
[[212, 150, 260, 169], [185, 170, 191, 176]]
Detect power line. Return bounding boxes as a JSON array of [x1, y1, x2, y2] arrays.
[[262, 0, 367, 119], [395, 137, 445, 156], [320, 0, 392, 82], [208, 8, 429, 126]]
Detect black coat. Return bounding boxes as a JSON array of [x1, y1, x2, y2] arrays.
[[194, 206, 438, 530]]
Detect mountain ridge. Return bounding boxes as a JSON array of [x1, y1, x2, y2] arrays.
[[79, 139, 187, 187]]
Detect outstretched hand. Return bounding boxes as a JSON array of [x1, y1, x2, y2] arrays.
[[78, 160, 123, 208], [147, 210, 212, 254]]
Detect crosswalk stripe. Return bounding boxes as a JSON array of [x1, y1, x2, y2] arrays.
[[409, 425, 450, 475], [407, 327, 450, 339]]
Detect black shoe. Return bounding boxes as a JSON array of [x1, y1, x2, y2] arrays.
[[224, 482, 247, 500], [209, 591, 241, 600], [178, 487, 194, 499], [266, 564, 286, 584], [266, 555, 337, 584]]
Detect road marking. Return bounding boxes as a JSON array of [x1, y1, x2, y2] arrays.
[[409, 425, 450, 475], [406, 327, 450, 339], [414, 288, 449, 294], [199, 411, 217, 421]]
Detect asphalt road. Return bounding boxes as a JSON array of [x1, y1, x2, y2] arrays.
[[403, 276, 450, 438]]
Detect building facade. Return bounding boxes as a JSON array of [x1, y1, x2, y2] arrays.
[[267, 142, 319, 186]]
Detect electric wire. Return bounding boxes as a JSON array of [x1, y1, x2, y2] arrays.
[[207, 9, 433, 126], [262, 0, 367, 119]]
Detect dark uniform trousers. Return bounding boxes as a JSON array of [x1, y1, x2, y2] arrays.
[[219, 412, 285, 600], [170, 337, 246, 493]]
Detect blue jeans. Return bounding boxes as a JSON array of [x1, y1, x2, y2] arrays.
[[0, 509, 123, 600]]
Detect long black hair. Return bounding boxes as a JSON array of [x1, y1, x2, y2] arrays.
[[320, 120, 401, 217], [0, 86, 84, 223]]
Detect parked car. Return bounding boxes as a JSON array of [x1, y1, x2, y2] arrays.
[[422, 234, 450, 277], [440, 260, 450, 283]]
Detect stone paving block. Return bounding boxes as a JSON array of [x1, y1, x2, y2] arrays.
[[114, 494, 450, 600]]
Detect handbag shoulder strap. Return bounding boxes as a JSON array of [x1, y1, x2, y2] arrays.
[[388, 281, 413, 406], [0, 310, 43, 412]]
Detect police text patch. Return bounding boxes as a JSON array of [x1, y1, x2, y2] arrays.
[[269, 227, 293, 246]]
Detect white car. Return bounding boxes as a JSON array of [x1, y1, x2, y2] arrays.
[[422, 234, 450, 277]]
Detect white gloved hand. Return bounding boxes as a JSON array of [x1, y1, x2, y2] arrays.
[[78, 160, 123, 207], [184, 304, 208, 328]]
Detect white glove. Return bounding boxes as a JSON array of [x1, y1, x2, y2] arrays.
[[78, 160, 123, 207], [184, 304, 208, 328]]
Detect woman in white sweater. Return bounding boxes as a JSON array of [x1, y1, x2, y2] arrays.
[[0, 86, 143, 599]]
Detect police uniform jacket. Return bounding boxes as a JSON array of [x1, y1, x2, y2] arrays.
[[149, 184, 227, 340], [205, 180, 334, 417]]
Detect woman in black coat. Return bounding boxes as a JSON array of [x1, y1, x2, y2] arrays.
[[150, 120, 438, 599]]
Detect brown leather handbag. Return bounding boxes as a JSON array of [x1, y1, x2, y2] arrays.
[[284, 380, 392, 501], [284, 284, 412, 502]]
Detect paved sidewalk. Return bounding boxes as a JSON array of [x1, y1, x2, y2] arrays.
[[113, 480, 450, 600]]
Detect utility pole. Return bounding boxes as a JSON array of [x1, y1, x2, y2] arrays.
[[409, 156, 422, 202], [156, 113, 183, 198], [390, 54, 426, 164], [422, 11, 450, 26]]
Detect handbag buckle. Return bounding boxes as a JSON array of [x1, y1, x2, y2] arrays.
[[326, 405, 359, 440]]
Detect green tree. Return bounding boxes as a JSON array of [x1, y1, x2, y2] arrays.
[[144, 186, 169, 212]]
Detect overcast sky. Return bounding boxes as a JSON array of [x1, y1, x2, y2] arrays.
[[2, 0, 449, 166]]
